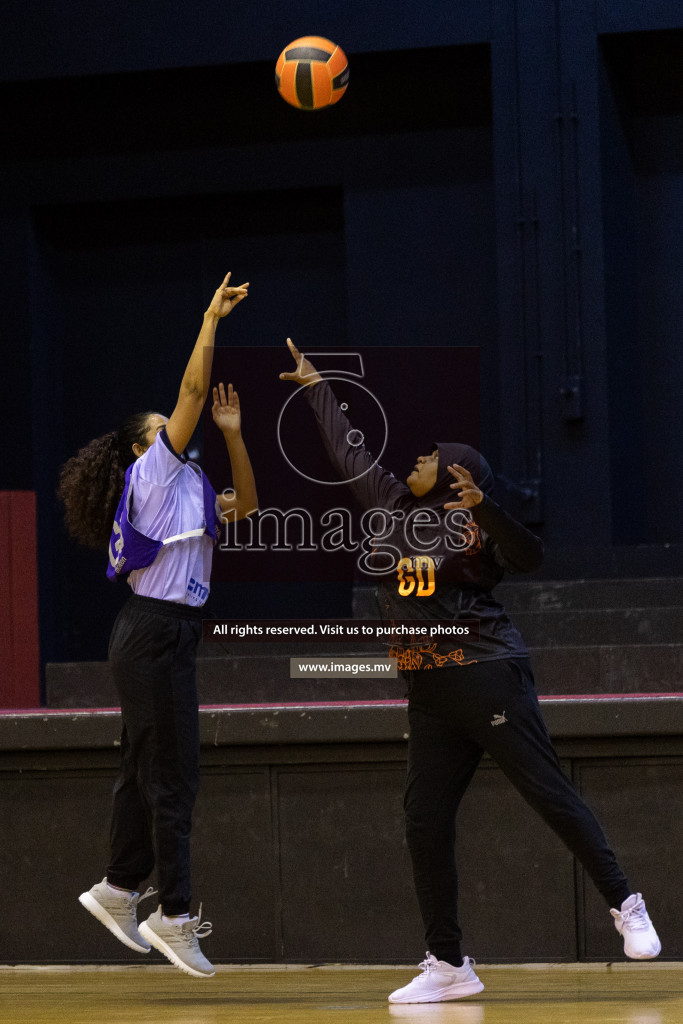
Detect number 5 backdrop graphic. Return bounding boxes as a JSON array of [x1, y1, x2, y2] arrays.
[[277, 350, 388, 485], [203, 346, 480, 587]]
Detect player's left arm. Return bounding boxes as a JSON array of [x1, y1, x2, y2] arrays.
[[444, 463, 543, 572], [212, 383, 258, 522]]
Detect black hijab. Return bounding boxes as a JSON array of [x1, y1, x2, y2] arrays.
[[416, 442, 494, 511]]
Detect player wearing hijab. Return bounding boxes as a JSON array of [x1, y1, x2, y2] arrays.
[[280, 339, 660, 1003]]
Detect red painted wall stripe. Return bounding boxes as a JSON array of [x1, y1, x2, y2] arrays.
[[0, 492, 40, 708]]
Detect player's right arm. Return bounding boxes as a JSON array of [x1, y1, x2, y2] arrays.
[[279, 338, 322, 387], [279, 338, 408, 511], [164, 272, 249, 456]]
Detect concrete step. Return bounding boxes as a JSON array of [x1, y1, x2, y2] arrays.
[[511, 606, 683, 646], [45, 578, 683, 708], [45, 642, 683, 709], [354, 578, 683, 617], [496, 577, 683, 612], [527, 643, 683, 695], [44, 658, 406, 709], [352, 583, 683, 645]]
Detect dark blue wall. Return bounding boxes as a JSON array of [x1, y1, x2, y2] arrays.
[[0, 2, 681, 668]]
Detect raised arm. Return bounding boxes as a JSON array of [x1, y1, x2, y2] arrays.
[[165, 273, 249, 455], [279, 338, 409, 511], [212, 382, 258, 522]]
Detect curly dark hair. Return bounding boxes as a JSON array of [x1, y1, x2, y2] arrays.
[[58, 411, 155, 550]]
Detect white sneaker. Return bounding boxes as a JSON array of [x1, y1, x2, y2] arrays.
[[610, 893, 661, 959], [388, 954, 484, 1003]]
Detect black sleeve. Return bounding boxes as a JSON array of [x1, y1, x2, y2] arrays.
[[305, 381, 410, 511], [470, 494, 544, 573]]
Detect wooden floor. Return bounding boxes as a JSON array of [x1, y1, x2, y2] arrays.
[[1, 964, 681, 1024]]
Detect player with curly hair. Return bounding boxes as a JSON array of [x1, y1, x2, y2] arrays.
[[59, 273, 256, 978]]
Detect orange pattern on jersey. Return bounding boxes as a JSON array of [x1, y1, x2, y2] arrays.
[[389, 644, 476, 671], [389, 646, 423, 671], [463, 520, 483, 554], [432, 648, 466, 667]]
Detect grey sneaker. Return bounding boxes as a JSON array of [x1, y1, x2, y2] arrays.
[[139, 905, 215, 978], [78, 878, 157, 953]]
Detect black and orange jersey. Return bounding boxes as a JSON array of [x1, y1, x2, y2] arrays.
[[306, 381, 543, 668]]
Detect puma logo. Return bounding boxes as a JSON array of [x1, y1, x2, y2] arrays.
[[491, 711, 507, 727]]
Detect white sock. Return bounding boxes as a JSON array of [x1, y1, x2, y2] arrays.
[[162, 913, 190, 926], [107, 882, 137, 898]]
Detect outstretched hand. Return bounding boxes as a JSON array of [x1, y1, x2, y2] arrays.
[[206, 272, 249, 319], [279, 338, 322, 386], [212, 382, 241, 435], [443, 464, 484, 510]]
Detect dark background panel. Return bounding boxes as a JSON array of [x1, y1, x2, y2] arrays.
[[576, 760, 683, 960], [276, 765, 420, 961], [452, 761, 578, 961], [0, 769, 146, 963], [343, 180, 497, 351], [0, 2, 492, 81], [275, 759, 578, 963], [599, 31, 683, 546], [597, 0, 683, 34], [0, 45, 492, 160], [192, 768, 278, 961], [4, 713, 679, 964]]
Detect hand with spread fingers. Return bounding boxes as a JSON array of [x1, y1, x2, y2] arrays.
[[279, 337, 322, 386], [212, 382, 241, 436], [443, 463, 484, 510]]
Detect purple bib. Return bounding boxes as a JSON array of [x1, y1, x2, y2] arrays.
[[107, 462, 221, 581]]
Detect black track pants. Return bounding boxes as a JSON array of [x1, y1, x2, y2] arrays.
[[404, 659, 630, 963], [106, 594, 202, 916]]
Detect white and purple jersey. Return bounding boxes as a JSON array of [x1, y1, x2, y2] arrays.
[[107, 428, 222, 607]]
